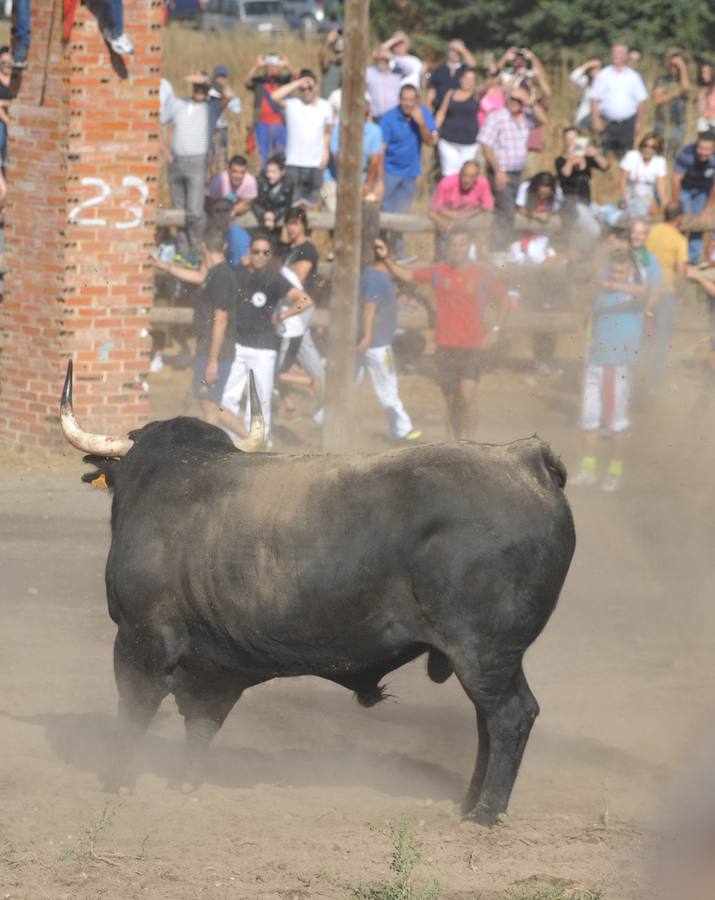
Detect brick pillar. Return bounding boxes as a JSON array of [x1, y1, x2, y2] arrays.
[[0, 0, 162, 448]]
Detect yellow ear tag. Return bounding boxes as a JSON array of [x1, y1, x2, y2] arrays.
[[91, 473, 109, 489]]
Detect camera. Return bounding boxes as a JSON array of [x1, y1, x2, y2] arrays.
[[574, 136, 591, 156], [515, 48, 532, 69]]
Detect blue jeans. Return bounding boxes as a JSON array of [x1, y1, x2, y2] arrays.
[[381, 173, 417, 213], [680, 187, 708, 264], [0, 120, 7, 168], [104, 0, 125, 38], [12, 0, 31, 63], [382, 173, 417, 257], [226, 224, 251, 267], [255, 122, 286, 167]]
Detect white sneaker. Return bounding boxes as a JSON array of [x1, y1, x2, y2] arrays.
[[149, 355, 164, 373], [570, 468, 598, 487], [600, 473, 621, 493], [312, 406, 324, 426], [107, 33, 134, 55]]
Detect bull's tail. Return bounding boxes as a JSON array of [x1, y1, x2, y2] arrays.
[[510, 436, 568, 490], [540, 442, 568, 489]]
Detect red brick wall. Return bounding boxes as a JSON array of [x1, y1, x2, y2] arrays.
[[0, 0, 162, 448]]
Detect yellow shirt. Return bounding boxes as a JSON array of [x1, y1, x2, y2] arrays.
[[645, 223, 688, 293]]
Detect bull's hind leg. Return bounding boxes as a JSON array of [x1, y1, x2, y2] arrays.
[[453, 655, 539, 826], [173, 668, 246, 788], [461, 707, 489, 815]]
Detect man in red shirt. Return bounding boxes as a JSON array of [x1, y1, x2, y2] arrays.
[[243, 53, 300, 167], [376, 228, 509, 439]]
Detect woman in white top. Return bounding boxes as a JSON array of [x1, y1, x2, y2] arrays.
[[276, 207, 324, 420], [569, 58, 602, 129], [619, 132, 668, 220]]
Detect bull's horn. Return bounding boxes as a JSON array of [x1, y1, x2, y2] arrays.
[[59, 361, 134, 457], [234, 370, 265, 452]]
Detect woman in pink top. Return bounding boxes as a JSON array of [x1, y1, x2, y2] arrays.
[[478, 65, 505, 128]]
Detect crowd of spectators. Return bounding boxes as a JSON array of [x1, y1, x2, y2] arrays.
[[153, 34, 715, 487]]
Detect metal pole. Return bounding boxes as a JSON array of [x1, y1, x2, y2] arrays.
[[322, 0, 370, 452]]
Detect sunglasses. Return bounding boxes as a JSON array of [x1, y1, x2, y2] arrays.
[[299, 84, 315, 92], [251, 248, 272, 256], [508, 96, 524, 104]]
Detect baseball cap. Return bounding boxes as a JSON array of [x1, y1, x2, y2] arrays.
[[186, 71, 211, 86], [213, 64, 229, 78], [265, 52, 281, 65]]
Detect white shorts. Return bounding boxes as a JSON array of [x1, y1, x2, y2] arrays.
[[580, 364, 631, 433]]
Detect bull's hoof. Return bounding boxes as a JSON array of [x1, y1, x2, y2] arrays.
[[174, 758, 205, 794], [102, 768, 135, 794], [462, 805, 505, 828]]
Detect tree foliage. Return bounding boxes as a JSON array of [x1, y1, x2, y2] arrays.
[[369, 0, 715, 58]]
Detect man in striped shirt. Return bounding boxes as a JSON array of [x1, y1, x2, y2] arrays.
[[479, 86, 546, 249]]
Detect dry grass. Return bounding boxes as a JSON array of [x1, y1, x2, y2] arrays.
[[162, 23, 323, 175]]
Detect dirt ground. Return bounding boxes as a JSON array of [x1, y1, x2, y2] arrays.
[[2, 332, 715, 900]]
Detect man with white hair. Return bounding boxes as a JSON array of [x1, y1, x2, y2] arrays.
[[381, 31, 423, 90], [591, 43, 648, 157]]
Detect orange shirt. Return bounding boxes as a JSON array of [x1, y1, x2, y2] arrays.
[[412, 263, 507, 348]]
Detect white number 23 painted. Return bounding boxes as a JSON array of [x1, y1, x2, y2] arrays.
[[68, 176, 149, 229]]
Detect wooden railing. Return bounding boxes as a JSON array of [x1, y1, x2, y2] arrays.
[[155, 207, 715, 235]]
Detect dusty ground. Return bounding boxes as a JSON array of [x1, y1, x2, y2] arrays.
[[2, 333, 715, 899]]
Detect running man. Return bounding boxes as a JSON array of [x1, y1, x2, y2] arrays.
[[375, 228, 509, 439]]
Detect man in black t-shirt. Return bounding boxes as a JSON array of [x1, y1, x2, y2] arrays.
[[215, 233, 313, 439], [152, 227, 248, 437]]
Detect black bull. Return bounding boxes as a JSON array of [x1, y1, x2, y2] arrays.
[[63, 370, 575, 826]]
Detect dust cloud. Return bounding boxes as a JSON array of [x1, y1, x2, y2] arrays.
[[2, 308, 715, 898]]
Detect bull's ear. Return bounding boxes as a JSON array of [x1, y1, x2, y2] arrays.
[[81, 455, 119, 489]]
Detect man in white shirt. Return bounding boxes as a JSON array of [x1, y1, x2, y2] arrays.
[[382, 32, 423, 90], [270, 68, 333, 209], [591, 43, 648, 158]]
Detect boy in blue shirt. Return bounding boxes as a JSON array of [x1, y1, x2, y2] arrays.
[[356, 244, 421, 443], [572, 248, 649, 491]]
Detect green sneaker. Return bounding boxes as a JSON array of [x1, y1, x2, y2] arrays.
[[399, 429, 422, 444], [173, 253, 199, 270]]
